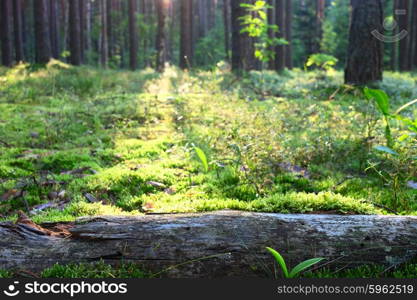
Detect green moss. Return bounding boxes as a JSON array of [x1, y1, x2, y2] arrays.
[[1, 65, 416, 221]]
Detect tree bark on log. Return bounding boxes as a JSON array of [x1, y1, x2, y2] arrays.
[[1, 211, 416, 278]]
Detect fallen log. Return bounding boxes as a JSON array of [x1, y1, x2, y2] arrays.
[[0, 211, 416, 278]]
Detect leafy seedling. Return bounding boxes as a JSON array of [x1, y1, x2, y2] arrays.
[[194, 147, 209, 173], [266, 247, 324, 278]]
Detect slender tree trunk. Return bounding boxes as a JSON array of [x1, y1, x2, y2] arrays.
[[180, 0, 193, 69], [345, 0, 383, 85], [198, 0, 208, 38], [1, 0, 13, 67], [128, 0, 138, 70], [100, 0, 109, 67], [167, 1, 174, 62], [34, 0, 52, 64], [61, 0, 69, 59], [12, 0, 25, 63], [267, 0, 275, 69], [207, 0, 217, 31], [275, 0, 286, 71], [315, 0, 325, 53], [410, 0, 417, 69], [223, 0, 231, 61], [49, 0, 60, 59], [86, 0, 92, 62], [231, 0, 255, 72], [397, 0, 410, 71], [106, 0, 113, 59], [284, 0, 293, 69], [156, 0, 168, 71], [69, 0, 81, 65], [191, 0, 199, 58], [79, 0, 86, 63]]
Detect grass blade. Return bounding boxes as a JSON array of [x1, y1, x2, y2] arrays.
[[194, 147, 209, 173], [288, 258, 324, 278], [266, 247, 289, 278]]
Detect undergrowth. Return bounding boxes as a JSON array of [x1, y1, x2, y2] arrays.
[[0, 63, 416, 223]]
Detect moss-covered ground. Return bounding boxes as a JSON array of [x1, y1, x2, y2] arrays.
[[1, 62, 417, 223]]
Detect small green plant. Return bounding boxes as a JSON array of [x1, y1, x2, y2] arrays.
[[194, 146, 209, 173], [364, 87, 393, 148], [364, 88, 417, 211], [266, 247, 324, 278], [305, 53, 338, 71], [240, 1, 287, 65]]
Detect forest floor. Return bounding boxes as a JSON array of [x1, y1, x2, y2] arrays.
[[1, 61, 417, 224], [1, 61, 417, 278]]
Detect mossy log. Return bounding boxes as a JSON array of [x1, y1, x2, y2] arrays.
[[0, 211, 416, 277]]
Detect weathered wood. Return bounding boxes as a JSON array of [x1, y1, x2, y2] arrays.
[[0, 211, 416, 278]]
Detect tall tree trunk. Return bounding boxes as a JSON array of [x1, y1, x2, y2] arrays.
[[180, 0, 193, 69], [167, 1, 174, 62], [223, 0, 231, 61], [34, 0, 52, 64], [85, 0, 92, 61], [231, 0, 255, 72], [345, 0, 383, 85], [156, 0, 168, 71], [315, 0, 325, 53], [49, 0, 60, 59], [79, 0, 86, 63], [61, 0, 69, 60], [275, 0, 286, 71], [410, 0, 417, 69], [106, 0, 113, 59], [391, 0, 398, 70], [21, 0, 30, 60], [397, 0, 410, 71], [13, 0, 25, 63], [1, 0, 13, 66], [69, 0, 81, 65], [128, 0, 138, 70], [207, 0, 217, 32], [100, 0, 109, 67], [284, 0, 292, 69], [198, 0, 208, 38], [267, 0, 275, 70]]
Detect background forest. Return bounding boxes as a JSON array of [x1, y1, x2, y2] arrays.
[[0, 0, 416, 72]]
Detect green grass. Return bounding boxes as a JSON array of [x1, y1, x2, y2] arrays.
[[0, 63, 416, 224], [0, 260, 416, 278]]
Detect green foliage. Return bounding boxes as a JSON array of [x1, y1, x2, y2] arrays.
[[364, 87, 393, 147], [364, 88, 417, 212], [305, 53, 338, 71], [240, 1, 287, 64], [194, 147, 209, 173], [266, 247, 324, 278], [321, 0, 350, 66]]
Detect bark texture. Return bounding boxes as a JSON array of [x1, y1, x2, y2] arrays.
[[345, 0, 383, 85], [156, 0, 168, 71], [180, 0, 193, 69], [128, 0, 138, 70], [13, 0, 25, 62], [34, 0, 52, 64], [231, 0, 256, 72], [275, 0, 286, 71], [0, 211, 416, 278], [0, 0, 13, 66], [69, 0, 81, 65]]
